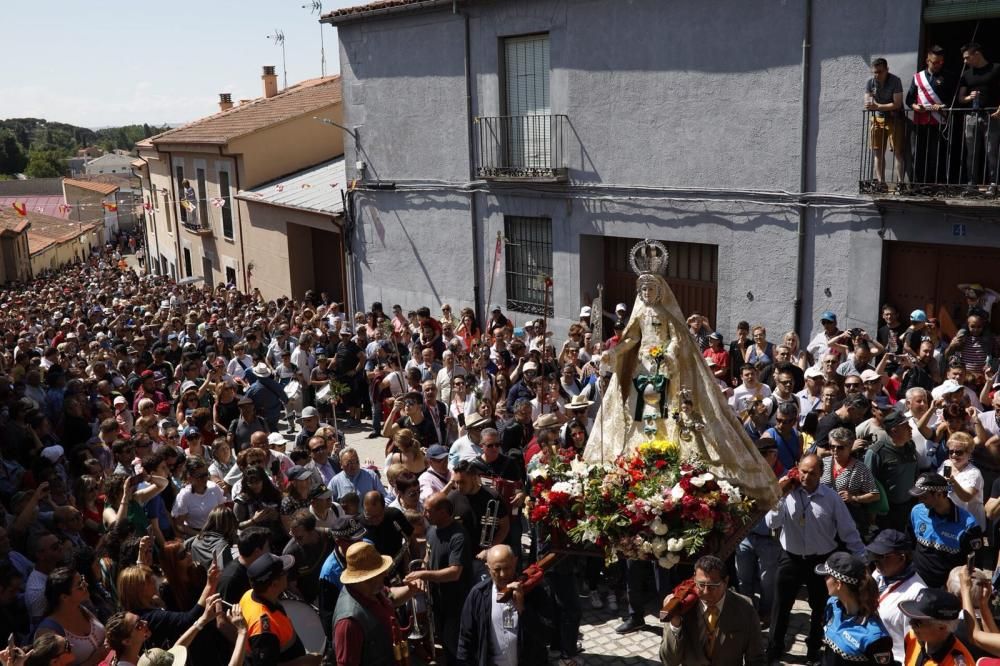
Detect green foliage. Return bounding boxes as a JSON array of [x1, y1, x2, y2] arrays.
[[24, 150, 66, 178], [0, 129, 27, 174], [0, 118, 170, 175]]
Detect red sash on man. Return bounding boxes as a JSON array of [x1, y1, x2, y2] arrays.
[[913, 70, 946, 125]]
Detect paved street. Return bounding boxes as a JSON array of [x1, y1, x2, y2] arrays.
[[332, 421, 815, 665]]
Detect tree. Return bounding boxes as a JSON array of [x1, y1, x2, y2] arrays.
[[24, 149, 66, 178], [0, 129, 27, 174]]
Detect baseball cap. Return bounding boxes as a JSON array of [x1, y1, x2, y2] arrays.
[[182, 426, 201, 439], [814, 552, 866, 586], [426, 444, 449, 460], [804, 366, 825, 379], [860, 369, 881, 383], [909, 472, 950, 497], [286, 465, 312, 481], [931, 379, 963, 401], [819, 311, 837, 323], [267, 432, 287, 448], [523, 361, 538, 372], [880, 407, 910, 431], [865, 529, 911, 557], [898, 588, 961, 621], [579, 306, 592, 318], [247, 553, 295, 585], [615, 302, 627, 313], [910, 309, 928, 323]]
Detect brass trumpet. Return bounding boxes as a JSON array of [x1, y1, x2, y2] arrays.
[[480, 498, 500, 549]]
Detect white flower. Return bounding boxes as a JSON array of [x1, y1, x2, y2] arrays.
[[639, 539, 655, 556], [570, 458, 589, 478], [699, 473, 715, 484], [718, 480, 742, 502], [650, 517, 668, 536], [690, 476, 705, 488], [551, 480, 581, 497], [667, 537, 685, 552], [647, 496, 664, 512], [658, 553, 681, 569], [652, 538, 669, 557], [671, 484, 685, 501], [528, 467, 549, 481]]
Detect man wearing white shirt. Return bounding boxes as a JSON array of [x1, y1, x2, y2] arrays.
[[227, 342, 254, 381], [905, 386, 940, 472], [729, 365, 771, 414], [796, 366, 825, 424], [805, 311, 843, 368], [867, 529, 927, 666], [436, 350, 467, 404]]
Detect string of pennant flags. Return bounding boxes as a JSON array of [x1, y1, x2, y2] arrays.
[[6, 178, 359, 218]]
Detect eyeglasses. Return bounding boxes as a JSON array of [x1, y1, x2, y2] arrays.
[[310, 447, 327, 454], [483, 443, 500, 449], [830, 444, 849, 451], [948, 449, 968, 457], [844, 383, 862, 389], [694, 580, 723, 590], [777, 379, 794, 386]]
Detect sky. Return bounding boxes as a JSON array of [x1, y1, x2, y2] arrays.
[[0, 0, 361, 128]]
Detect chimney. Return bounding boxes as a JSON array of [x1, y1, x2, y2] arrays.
[[262, 66, 278, 98], [218, 93, 233, 112]]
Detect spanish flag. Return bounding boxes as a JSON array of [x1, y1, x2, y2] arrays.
[[12, 203, 26, 217], [102, 202, 118, 212]]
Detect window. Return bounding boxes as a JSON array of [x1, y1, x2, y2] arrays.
[[219, 171, 234, 239], [503, 34, 550, 169], [151, 184, 158, 210], [504, 216, 553, 316], [175, 165, 187, 223], [225, 266, 237, 286], [196, 168, 208, 229], [183, 248, 192, 277]]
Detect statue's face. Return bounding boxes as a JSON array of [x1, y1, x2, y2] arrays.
[[639, 280, 660, 305]]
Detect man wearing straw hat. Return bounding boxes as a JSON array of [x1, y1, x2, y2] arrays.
[[333, 542, 417, 666]]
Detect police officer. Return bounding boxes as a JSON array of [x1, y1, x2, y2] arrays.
[[240, 553, 320, 666], [907, 473, 983, 588], [814, 552, 894, 665], [899, 588, 974, 665]]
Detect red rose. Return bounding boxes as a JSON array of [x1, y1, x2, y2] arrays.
[[654, 459, 667, 469], [530, 504, 550, 521]]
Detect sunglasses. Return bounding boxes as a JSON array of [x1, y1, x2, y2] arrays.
[[694, 581, 723, 590], [310, 447, 327, 454], [948, 449, 967, 457], [830, 444, 849, 450]]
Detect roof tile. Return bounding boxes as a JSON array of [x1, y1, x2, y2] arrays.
[[63, 179, 120, 196], [323, 0, 441, 19], [150, 76, 341, 146]]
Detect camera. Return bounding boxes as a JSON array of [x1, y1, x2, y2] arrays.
[[848, 328, 863, 338]]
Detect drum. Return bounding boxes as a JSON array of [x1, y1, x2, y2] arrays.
[[283, 599, 326, 654], [284, 380, 301, 401], [315, 384, 332, 405]]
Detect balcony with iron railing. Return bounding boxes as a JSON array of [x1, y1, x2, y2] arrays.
[[859, 107, 1000, 200], [474, 114, 568, 182]]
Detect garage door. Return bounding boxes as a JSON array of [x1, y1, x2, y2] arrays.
[[883, 241, 1000, 336]]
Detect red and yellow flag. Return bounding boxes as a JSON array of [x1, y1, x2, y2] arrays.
[[12, 203, 26, 217], [102, 202, 118, 212]]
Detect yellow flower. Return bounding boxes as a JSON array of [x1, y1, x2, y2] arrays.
[[637, 439, 679, 456]]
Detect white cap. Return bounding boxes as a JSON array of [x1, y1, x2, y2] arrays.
[[860, 369, 881, 383], [931, 379, 964, 400], [615, 302, 627, 313], [579, 306, 592, 318], [804, 366, 825, 379], [267, 432, 287, 447]]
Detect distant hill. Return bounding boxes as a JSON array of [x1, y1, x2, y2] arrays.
[[0, 118, 171, 177]]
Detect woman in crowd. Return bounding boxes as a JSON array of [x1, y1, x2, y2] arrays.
[[213, 384, 240, 435], [186, 506, 239, 570], [819, 427, 880, 537], [171, 457, 225, 539], [782, 330, 810, 370], [940, 431, 985, 530], [158, 540, 205, 612], [207, 438, 234, 493], [816, 553, 893, 665], [448, 375, 476, 435], [72, 477, 103, 549], [232, 466, 284, 545], [384, 428, 427, 475], [71, 548, 115, 624], [744, 325, 775, 374], [34, 567, 107, 666]]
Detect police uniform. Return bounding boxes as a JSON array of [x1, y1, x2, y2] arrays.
[[907, 474, 983, 588], [815, 553, 893, 666], [822, 599, 893, 665]]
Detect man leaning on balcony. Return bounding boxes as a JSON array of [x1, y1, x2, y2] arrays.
[[864, 57, 905, 190], [958, 42, 1000, 197], [906, 45, 957, 189]]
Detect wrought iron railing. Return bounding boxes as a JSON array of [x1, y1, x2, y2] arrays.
[[859, 107, 1000, 198], [474, 114, 568, 181]]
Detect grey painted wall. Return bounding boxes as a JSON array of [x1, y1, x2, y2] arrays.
[[336, 0, 988, 345]]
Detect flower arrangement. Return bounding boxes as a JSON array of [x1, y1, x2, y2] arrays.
[[528, 439, 756, 567]]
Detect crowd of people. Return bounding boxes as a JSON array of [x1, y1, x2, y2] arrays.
[[7, 239, 1000, 666]]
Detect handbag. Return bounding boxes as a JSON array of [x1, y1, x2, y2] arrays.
[[868, 478, 890, 516]]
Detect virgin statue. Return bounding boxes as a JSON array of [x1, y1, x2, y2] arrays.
[[584, 240, 778, 505]]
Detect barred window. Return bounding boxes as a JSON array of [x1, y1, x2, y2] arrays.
[[504, 215, 553, 316]]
